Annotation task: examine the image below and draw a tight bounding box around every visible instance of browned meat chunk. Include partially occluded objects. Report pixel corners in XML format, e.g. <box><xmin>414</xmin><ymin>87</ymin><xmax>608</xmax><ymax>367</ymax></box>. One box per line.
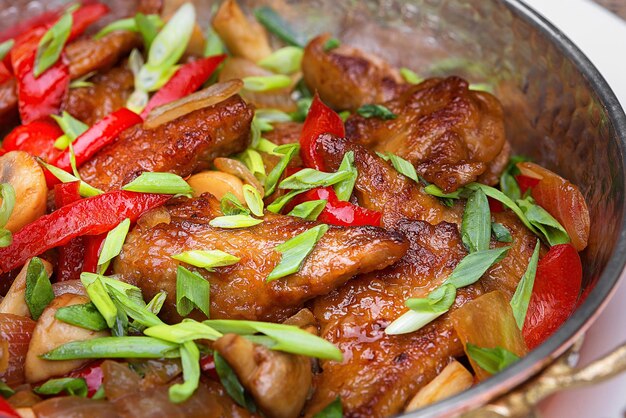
<box><xmin>79</xmin><ymin>95</ymin><xmax>254</xmax><ymax>191</ymax></box>
<box><xmin>301</xmin><ymin>35</ymin><xmax>404</xmax><ymax>111</ymax></box>
<box><xmin>345</xmin><ymin>76</ymin><xmax>507</xmax><ymax>192</ymax></box>
<box><xmin>305</xmin><ymin>220</ymin><xmax>480</xmax><ymax>417</ymax></box>
<box><xmin>65</xmin><ymin>31</ymin><xmax>140</xmax><ymax>80</ymax></box>
<box><xmin>63</xmin><ymin>65</ymin><xmax>134</xmax><ymax>126</ymax></box>
<box><xmin>263</xmin><ymin>122</ymin><xmax>302</xmax><ymax>146</ymax></box>
<box><xmin>0</xmin><ymin>80</ymin><xmax>17</xmax><ymax>128</ymax></box>
<box><xmin>113</xmin><ymin>194</ymin><xmax>408</xmax><ymax>322</ymax></box>
<box><xmin>314</xmin><ymin>133</ymin><xmax>462</xmax><ymax>227</ymax></box>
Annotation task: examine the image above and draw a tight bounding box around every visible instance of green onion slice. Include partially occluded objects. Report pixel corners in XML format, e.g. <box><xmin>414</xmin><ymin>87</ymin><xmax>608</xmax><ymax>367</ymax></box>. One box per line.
<box><xmin>334</xmin><ymin>151</ymin><xmax>357</xmax><ymax>201</ymax></box>
<box><xmin>84</xmin><ymin>276</ymin><xmax>117</xmax><ymax>328</ymax></box>
<box><xmin>55</xmin><ymin>303</ymin><xmax>108</xmax><ymax>331</ymax></box>
<box><xmin>384</xmin><ymin>153</ymin><xmax>418</xmax><ymax>182</ymax></box>
<box><xmin>169</xmin><ymin>341</ymin><xmax>201</xmax><ymax>403</ymax></box>
<box><xmin>209</xmin><ymin>215</ymin><xmax>263</xmax><ymax>229</ymax></box>
<box><xmin>25</xmin><ymin>257</ymin><xmax>54</xmax><ymax>320</ymax></box>
<box><xmin>94</xmin><ymin>14</ymin><xmax>163</xmax><ymax>40</ymax></box>
<box><xmin>172</xmin><ymin>250</ymin><xmax>240</xmax><ymax>271</ymax></box>
<box><xmin>323</xmin><ymin>38</ymin><xmax>340</xmax><ymax>52</ymax></box>
<box><xmin>38</xmin><ymin>159</ymin><xmax>103</xmax><ymax>197</ymax></box>
<box><xmin>144</xmin><ymin>320</ymin><xmax>222</xmax><ymax>343</ymax></box>
<box><xmin>214</xmin><ymin>351</ymin><xmax>257</xmax><ymax>412</ymax></box>
<box><xmin>220</xmin><ymin>193</ymin><xmax>250</xmax><ymax>216</ymax></box>
<box><xmin>491</xmin><ymin>222</ymin><xmax>513</xmax><ymax>243</ymax></box>
<box><xmin>279</xmin><ymin>168</ymin><xmax>352</xmax><ymax>191</ymax></box>
<box><xmin>0</xmin><ymin>229</ymin><xmax>11</xmax><ymax>248</ymax></box>
<box><xmin>147</xmin><ymin>3</ymin><xmax>195</xmax><ymax>70</ymax></box>
<box><xmin>80</xmin><ymin>272</ymin><xmax>144</xmax><ymax>305</ymax></box>
<box><xmin>313</xmin><ymin>397</ymin><xmax>343</xmax><ymax>418</ymax></box>
<box><xmin>461</xmin><ymin>188</ymin><xmax>491</xmax><ymax>253</ymax></box>
<box><xmin>122</xmin><ymin>172</ymin><xmax>193</xmax><ymax>196</ymax></box>
<box><xmin>258</xmin><ymin>46</ymin><xmax>303</xmax><ymax>75</ymax></box>
<box><xmin>238</xmin><ymin>149</ymin><xmax>266</xmax><ymax>183</ymax></box>
<box><xmin>265</xmin><ymin>143</ymin><xmax>300</xmax><ymax>196</ymax></box>
<box><xmin>266</xmin><ymin>189</ymin><xmax>306</xmax><ymax>214</ymax></box>
<box><xmin>34</xmin><ymin>11</ymin><xmax>72</xmax><ymax>77</ymax></box>
<box><xmin>107</xmin><ymin>287</ymin><xmax>162</xmax><ymax>329</ymax></box>
<box><xmin>135</xmin><ymin>13</ymin><xmax>160</xmax><ymax>49</ymax></box>
<box><xmin>516</xmin><ymin>198</ymin><xmax>570</xmax><ymax>246</ymax></box>
<box><xmin>35</xmin><ymin>377</ymin><xmax>88</xmax><ymax>397</ymax></box>
<box><xmin>267</xmin><ymin>224</ymin><xmax>329</xmax><ymax>282</ymax></box>
<box><xmin>510</xmin><ymin>240</ymin><xmax>541</xmax><ymax>329</ymax></box>
<box><xmin>243</xmin><ymin>185</ymin><xmax>264</xmax><ymax>216</ymax></box>
<box><xmin>41</xmin><ymin>337</ymin><xmax>181</xmax><ymax>360</ymax></box>
<box><xmin>0</xmin><ymin>39</ymin><xmax>14</xmax><ymax>61</ymax></box>
<box><xmin>287</xmin><ymin>200</ymin><xmax>327</xmax><ymax>221</ymax></box>
<box><xmin>51</xmin><ymin>111</ymin><xmax>88</xmax><ymax>146</ymax></box>
<box><xmin>97</xmin><ymin>218</ymin><xmax>131</xmax><ymax>271</ymax></box>
<box><xmin>0</xmin><ymin>381</ymin><xmax>15</xmax><ymax>399</ymax></box>
<box><xmin>0</xmin><ymin>183</ymin><xmax>16</xmax><ymax>228</ymax></box>
<box><xmin>356</xmin><ymin>104</ymin><xmax>397</xmax><ymax>120</ymax></box>
<box><xmin>399</xmin><ymin>67</ymin><xmax>423</xmax><ymax>84</ymax></box>
<box><xmin>176</xmin><ymin>266</ymin><xmax>211</xmax><ymax>318</ymax></box>
<box><xmin>254</xmin><ymin>6</ymin><xmax>306</xmax><ymax>47</ymax></box>
<box><xmin>442</xmin><ymin>247</ymin><xmax>510</xmax><ymax>289</ymax></box>
<box><xmin>242</xmin><ymin>75</ymin><xmax>292</xmax><ymax>92</ymax></box>
<box><xmin>466</xmin><ymin>343</ymin><xmax>520</xmax><ymax>375</ymax></box>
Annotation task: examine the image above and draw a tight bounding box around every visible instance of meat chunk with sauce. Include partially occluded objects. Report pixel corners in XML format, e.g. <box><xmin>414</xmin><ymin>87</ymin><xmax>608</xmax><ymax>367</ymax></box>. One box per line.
<box><xmin>302</xmin><ymin>35</ymin><xmax>403</xmax><ymax>112</ymax></box>
<box><xmin>114</xmin><ymin>194</ymin><xmax>408</xmax><ymax>322</ymax></box>
<box><xmin>345</xmin><ymin>76</ymin><xmax>507</xmax><ymax>192</ymax></box>
<box><xmin>79</xmin><ymin>94</ymin><xmax>254</xmax><ymax>191</ymax></box>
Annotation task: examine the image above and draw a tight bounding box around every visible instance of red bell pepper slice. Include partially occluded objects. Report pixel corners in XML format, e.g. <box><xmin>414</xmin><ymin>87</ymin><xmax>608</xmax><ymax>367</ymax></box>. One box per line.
<box><xmin>0</xmin><ymin>190</ymin><xmax>170</xmax><ymax>274</ymax></box>
<box><xmin>0</xmin><ymin>397</ymin><xmax>19</xmax><ymax>418</ymax></box>
<box><xmin>299</xmin><ymin>94</ymin><xmax>345</xmax><ymax>171</ymax></box>
<box><xmin>141</xmin><ymin>54</ymin><xmax>226</xmax><ymax>118</ymax></box>
<box><xmin>82</xmin><ymin>234</ymin><xmax>107</xmax><ymax>274</ymax></box>
<box><xmin>200</xmin><ymin>354</ymin><xmax>219</xmax><ymax>381</ymax></box>
<box><xmin>10</xmin><ymin>27</ymin><xmax>70</xmax><ymax>125</ymax></box>
<box><xmin>53</xmin><ymin>108</ymin><xmax>142</xmax><ymax>171</ymax></box>
<box><xmin>54</xmin><ymin>182</ymin><xmax>86</xmax><ymax>282</ymax></box>
<box><xmin>515</xmin><ymin>174</ymin><xmax>540</xmax><ymax>195</ymax></box>
<box><xmin>487</xmin><ymin>197</ymin><xmax>504</xmax><ymax>213</ymax></box>
<box><xmin>522</xmin><ymin>243</ymin><xmax>582</xmax><ymax>349</ymax></box>
<box><xmin>69</xmin><ymin>360</ymin><xmax>105</xmax><ymax>398</ymax></box>
<box><xmin>2</xmin><ymin>119</ymin><xmax>64</xmax><ymax>162</ymax></box>
<box><xmin>286</xmin><ymin>187</ymin><xmax>382</xmax><ymax>227</ymax></box>
<box><xmin>0</xmin><ymin>62</ymin><xmax>11</xmax><ymax>85</ymax></box>
<box><xmin>67</xmin><ymin>3</ymin><xmax>110</xmax><ymax>42</ymax></box>
<box><xmin>0</xmin><ymin>9</ymin><xmax>61</xmax><ymax>43</ymax></box>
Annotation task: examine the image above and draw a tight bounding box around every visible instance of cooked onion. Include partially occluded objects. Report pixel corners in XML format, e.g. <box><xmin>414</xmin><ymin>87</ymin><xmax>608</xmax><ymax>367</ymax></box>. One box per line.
<box><xmin>144</xmin><ymin>80</ymin><xmax>243</xmax><ymax>130</ymax></box>
<box><xmin>213</xmin><ymin>157</ymin><xmax>264</xmax><ymax>196</ymax></box>
<box><xmin>52</xmin><ymin>280</ymin><xmax>86</xmax><ymax>297</ymax></box>
<box><xmin>137</xmin><ymin>207</ymin><xmax>172</xmax><ymax>230</ymax></box>
<box><xmin>0</xmin><ymin>313</ymin><xmax>36</xmax><ymax>386</ymax></box>
<box><xmin>405</xmin><ymin>360</ymin><xmax>473</xmax><ymax>411</ymax></box>
<box><xmin>32</xmin><ymin>397</ymin><xmax>117</xmax><ymax>418</ymax></box>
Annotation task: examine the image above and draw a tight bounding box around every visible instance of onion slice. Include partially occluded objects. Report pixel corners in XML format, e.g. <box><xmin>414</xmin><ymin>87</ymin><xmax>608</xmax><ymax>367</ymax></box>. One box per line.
<box><xmin>144</xmin><ymin>79</ymin><xmax>243</xmax><ymax>130</ymax></box>
<box><xmin>0</xmin><ymin>313</ymin><xmax>36</xmax><ymax>386</ymax></box>
<box><xmin>213</xmin><ymin>157</ymin><xmax>264</xmax><ymax>197</ymax></box>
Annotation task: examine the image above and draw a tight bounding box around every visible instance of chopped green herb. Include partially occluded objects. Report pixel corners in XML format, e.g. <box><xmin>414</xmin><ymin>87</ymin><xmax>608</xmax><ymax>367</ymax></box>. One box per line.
<box><xmin>266</xmin><ymin>189</ymin><xmax>306</xmax><ymax>214</ymax></box>
<box><xmin>94</xmin><ymin>14</ymin><xmax>163</xmax><ymax>40</ymax></box>
<box><xmin>290</xmin><ymin>97</ymin><xmax>313</xmax><ymax>122</ymax></box>
<box><xmin>466</xmin><ymin>343</ymin><xmax>520</xmax><ymax>375</ymax></box>
<box><xmin>35</xmin><ymin>377</ymin><xmax>88</xmax><ymax>397</ymax></box>
<box><xmin>491</xmin><ymin>222</ymin><xmax>513</xmax><ymax>243</ymax></box>
<box><xmin>144</xmin><ymin>320</ymin><xmax>222</xmax><ymax>343</ymax></box>
<box><xmin>84</xmin><ymin>275</ymin><xmax>118</xmax><ymax>328</ymax></box>
<box><xmin>34</xmin><ymin>11</ymin><xmax>72</xmax><ymax>77</ymax></box>
<box><xmin>254</xmin><ymin>6</ymin><xmax>306</xmax><ymax>47</ymax></box>
<box><xmin>338</xmin><ymin>110</ymin><xmax>350</xmax><ymax>122</ymax></box>
<box><xmin>499</xmin><ymin>156</ymin><xmax>529</xmax><ymax>201</ymax></box>
<box><xmin>55</xmin><ymin>302</ymin><xmax>108</xmax><ymax>331</ymax></box>
<box><xmin>122</xmin><ymin>172</ymin><xmax>193</xmax><ymax>196</ymax></box>
<box><xmin>135</xmin><ymin>13</ymin><xmax>160</xmax><ymax>49</ymax></box>
<box><xmin>97</xmin><ymin>218</ymin><xmax>131</xmax><ymax>272</ymax></box>
<box><xmin>242</xmin><ymin>75</ymin><xmax>292</xmax><ymax>92</ymax></box>
<box><xmin>176</xmin><ymin>266</ymin><xmax>211</xmax><ymax>318</ymax></box>
<box><xmin>399</xmin><ymin>67</ymin><xmax>423</xmax><ymax>84</ymax></box>
<box><xmin>461</xmin><ymin>188</ymin><xmax>491</xmax><ymax>253</ymax></box>
<box><xmin>356</xmin><ymin>104</ymin><xmax>397</xmax><ymax>120</ymax></box>
<box><xmin>258</xmin><ymin>46</ymin><xmax>303</xmax><ymax>75</ymax></box>
<box><xmin>51</xmin><ymin>111</ymin><xmax>88</xmax><ymax>150</ymax></box>
<box><xmin>288</xmin><ymin>200</ymin><xmax>327</xmax><ymax>220</ymax></box>
<box><xmin>334</xmin><ymin>151</ymin><xmax>357</xmax><ymax>201</ymax></box>
<box><xmin>243</xmin><ymin>185</ymin><xmax>264</xmax><ymax>216</ymax></box>
<box><xmin>423</xmin><ymin>184</ymin><xmax>462</xmax><ymax>200</ymax></box>
<box><xmin>0</xmin><ymin>381</ymin><xmax>15</xmax><ymax>399</ymax></box>
<box><xmin>517</xmin><ymin>198</ymin><xmax>570</xmax><ymax>246</ymax></box>
<box><xmin>0</xmin><ymin>39</ymin><xmax>14</xmax><ymax>61</ymax></box>
<box><xmin>510</xmin><ymin>240</ymin><xmax>541</xmax><ymax>329</ymax></box>
<box><xmin>385</xmin><ymin>153</ymin><xmax>418</xmax><ymax>182</ymax></box>
<box><xmin>209</xmin><ymin>215</ymin><xmax>263</xmax><ymax>229</ymax></box>
<box><xmin>204</xmin><ymin>15</ymin><xmax>224</xmax><ymax>57</ymax></box>
<box><xmin>25</xmin><ymin>257</ymin><xmax>54</xmax><ymax>320</ymax></box>
<box><xmin>220</xmin><ymin>193</ymin><xmax>250</xmax><ymax>216</ymax></box>
<box><xmin>255</xmin><ymin>109</ymin><xmax>292</xmax><ymax>127</ymax></box>
<box><xmin>107</xmin><ymin>286</ymin><xmax>162</xmax><ymax>329</ymax></box>
<box><xmin>265</xmin><ymin>143</ymin><xmax>300</xmax><ymax>195</ymax></box>
<box><xmin>0</xmin><ymin>183</ymin><xmax>16</xmax><ymax>229</ymax></box>
<box><xmin>146</xmin><ymin>291</ymin><xmax>167</xmax><ymax>315</ymax></box>
<box><xmin>41</xmin><ymin>336</ymin><xmax>181</xmax><ymax>360</ymax></box>
<box><xmin>313</xmin><ymin>397</ymin><xmax>343</xmax><ymax>418</ymax></box>
<box><xmin>238</xmin><ymin>149</ymin><xmax>266</xmax><ymax>182</ymax></box>
<box><xmin>267</xmin><ymin>224</ymin><xmax>329</xmax><ymax>282</ymax></box>
<box><xmin>80</xmin><ymin>272</ymin><xmax>144</xmax><ymax>306</ymax></box>
<box><xmin>323</xmin><ymin>38</ymin><xmax>340</xmax><ymax>52</ymax></box>
<box><xmin>38</xmin><ymin>159</ymin><xmax>103</xmax><ymax>197</ymax></box>
<box><xmin>172</xmin><ymin>250</ymin><xmax>240</xmax><ymax>271</ymax></box>
<box><xmin>443</xmin><ymin>247</ymin><xmax>510</xmax><ymax>289</ymax></box>
<box><xmin>214</xmin><ymin>351</ymin><xmax>257</xmax><ymax>412</ymax></box>
<box><xmin>169</xmin><ymin>341</ymin><xmax>200</xmax><ymax>403</ymax></box>
<box><xmin>279</xmin><ymin>168</ymin><xmax>352</xmax><ymax>191</ymax></box>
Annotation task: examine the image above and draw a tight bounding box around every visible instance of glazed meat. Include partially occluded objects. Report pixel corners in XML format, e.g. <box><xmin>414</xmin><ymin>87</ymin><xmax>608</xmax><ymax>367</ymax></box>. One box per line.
<box><xmin>63</xmin><ymin>65</ymin><xmax>134</xmax><ymax>126</ymax></box>
<box><xmin>314</xmin><ymin>133</ymin><xmax>462</xmax><ymax>227</ymax></box>
<box><xmin>79</xmin><ymin>95</ymin><xmax>254</xmax><ymax>191</ymax></box>
<box><xmin>0</xmin><ymin>80</ymin><xmax>17</xmax><ymax>128</ymax></box>
<box><xmin>345</xmin><ymin>76</ymin><xmax>507</xmax><ymax>192</ymax></box>
<box><xmin>305</xmin><ymin>220</ymin><xmax>480</xmax><ymax>417</ymax></box>
<box><xmin>114</xmin><ymin>194</ymin><xmax>408</xmax><ymax>322</ymax></box>
<box><xmin>263</xmin><ymin>122</ymin><xmax>303</xmax><ymax>146</ymax></box>
<box><xmin>302</xmin><ymin>35</ymin><xmax>403</xmax><ymax>111</ymax></box>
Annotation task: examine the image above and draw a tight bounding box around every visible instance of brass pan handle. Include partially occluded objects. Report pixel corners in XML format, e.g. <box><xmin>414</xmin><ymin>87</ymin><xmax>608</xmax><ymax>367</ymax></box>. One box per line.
<box><xmin>463</xmin><ymin>338</ymin><xmax>626</xmax><ymax>418</ymax></box>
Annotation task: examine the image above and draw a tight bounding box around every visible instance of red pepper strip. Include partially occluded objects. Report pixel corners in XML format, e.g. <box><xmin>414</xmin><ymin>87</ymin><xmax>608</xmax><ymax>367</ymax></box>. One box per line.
<box><xmin>286</xmin><ymin>187</ymin><xmax>382</xmax><ymax>227</ymax></box>
<box><xmin>0</xmin><ymin>9</ymin><xmax>61</xmax><ymax>43</ymax></box>
<box><xmin>82</xmin><ymin>234</ymin><xmax>107</xmax><ymax>274</ymax></box>
<box><xmin>0</xmin><ymin>149</ymin><xmax>6</xmax><ymax>157</ymax></box>
<box><xmin>0</xmin><ymin>397</ymin><xmax>19</xmax><ymax>418</ymax></box>
<box><xmin>515</xmin><ymin>174</ymin><xmax>540</xmax><ymax>195</ymax></box>
<box><xmin>522</xmin><ymin>243</ymin><xmax>582</xmax><ymax>350</ymax></box>
<box><xmin>299</xmin><ymin>94</ymin><xmax>345</xmax><ymax>171</ymax></box>
<box><xmin>0</xmin><ymin>191</ymin><xmax>170</xmax><ymax>274</ymax></box>
<box><xmin>200</xmin><ymin>354</ymin><xmax>219</xmax><ymax>381</ymax></box>
<box><xmin>54</xmin><ymin>182</ymin><xmax>86</xmax><ymax>282</ymax></box>
<box><xmin>0</xmin><ymin>62</ymin><xmax>11</xmax><ymax>85</ymax></box>
<box><xmin>69</xmin><ymin>360</ymin><xmax>105</xmax><ymax>398</ymax></box>
<box><xmin>140</xmin><ymin>54</ymin><xmax>226</xmax><ymax>119</ymax></box>
<box><xmin>10</xmin><ymin>27</ymin><xmax>70</xmax><ymax>125</ymax></box>
<box><xmin>3</xmin><ymin>119</ymin><xmax>63</xmax><ymax>162</ymax></box>
<box><xmin>53</xmin><ymin>108</ymin><xmax>143</xmax><ymax>171</ymax></box>
<box><xmin>487</xmin><ymin>196</ymin><xmax>504</xmax><ymax>213</ymax></box>
<box><xmin>67</xmin><ymin>3</ymin><xmax>110</xmax><ymax>42</ymax></box>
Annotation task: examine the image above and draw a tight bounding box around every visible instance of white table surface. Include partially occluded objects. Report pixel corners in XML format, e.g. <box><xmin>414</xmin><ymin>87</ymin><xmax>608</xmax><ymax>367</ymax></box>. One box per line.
<box><xmin>521</xmin><ymin>0</ymin><xmax>626</xmax><ymax>417</ymax></box>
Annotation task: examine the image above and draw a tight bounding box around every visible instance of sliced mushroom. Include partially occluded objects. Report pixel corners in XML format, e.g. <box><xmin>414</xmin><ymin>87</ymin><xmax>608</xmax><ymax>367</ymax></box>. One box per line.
<box><xmin>187</xmin><ymin>171</ymin><xmax>245</xmax><ymax>201</ymax></box>
<box><xmin>214</xmin><ymin>334</ymin><xmax>312</xmax><ymax>418</ymax></box>
<box><xmin>25</xmin><ymin>294</ymin><xmax>109</xmax><ymax>383</ymax></box>
<box><xmin>0</xmin><ymin>259</ymin><xmax>53</xmax><ymax>318</ymax></box>
<box><xmin>405</xmin><ymin>360</ymin><xmax>474</xmax><ymax>412</ymax></box>
<box><xmin>0</xmin><ymin>151</ymin><xmax>47</xmax><ymax>233</ymax></box>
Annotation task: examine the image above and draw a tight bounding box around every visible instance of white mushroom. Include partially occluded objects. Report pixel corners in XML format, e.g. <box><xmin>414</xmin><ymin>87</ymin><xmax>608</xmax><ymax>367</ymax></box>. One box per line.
<box><xmin>0</xmin><ymin>151</ymin><xmax>47</xmax><ymax>233</ymax></box>
<box><xmin>0</xmin><ymin>259</ymin><xmax>53</xmax><ymax>318</ymax></box>
<box><xmin>25</xmin><ymin>293</ymin><xmax>109</xmax><ymax>383</ymax></box>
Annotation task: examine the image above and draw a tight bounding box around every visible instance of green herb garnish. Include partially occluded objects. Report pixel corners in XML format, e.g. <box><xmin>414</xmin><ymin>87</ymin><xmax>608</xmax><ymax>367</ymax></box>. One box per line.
<box><xmin>25</xmin><ymin>257</ymin><xmax>54</xmax><ymax>320</ymax></box>
<box><xmin>267</xmin><ymin>224</ymin><xmax>328</xmax><ymax>282</ymax></box>
<box><xmin>356</xmin><ymin>104</ymin><xmax>397</xmax><ymax>120</ymax></box>
<box><xmin>466</xmin><ymin>343</ymin><xmax>520</xmax><ymax>374</ymax></box>
<box><xmin>176</xmin><ymin>266</ymin><xmax>211</xmax><ymax>318</ymax></box>
<box><xmin>510</xmin><ymin>240</ymin><xmax>541</xmax><ymax>329</ymax></box>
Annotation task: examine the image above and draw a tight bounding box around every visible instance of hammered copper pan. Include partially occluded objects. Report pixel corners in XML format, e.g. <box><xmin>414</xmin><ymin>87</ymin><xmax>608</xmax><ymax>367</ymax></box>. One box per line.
<box><xmin>1</xmin><ymin>0</ymin><xmax>625</xmax><ymax>416</ymax></box>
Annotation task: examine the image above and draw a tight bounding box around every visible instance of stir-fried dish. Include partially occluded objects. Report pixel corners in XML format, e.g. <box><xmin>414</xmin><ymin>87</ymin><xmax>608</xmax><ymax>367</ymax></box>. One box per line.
<box><xmin>0</xmin><ymin>1</ymin><xmax>592</xmax><ymax>417</ymax></box>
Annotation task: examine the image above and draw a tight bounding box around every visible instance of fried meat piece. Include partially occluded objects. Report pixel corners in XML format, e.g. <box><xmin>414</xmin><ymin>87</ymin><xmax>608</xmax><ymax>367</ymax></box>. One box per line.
<box><xmin>79</xmin><ymin>95</ymin><xmax>254</xmax><ymax>191</ymax></box>
<box><xmin>113</xmin><ymin>194</ymin><xmax>408</xmax><ymax>322</ymax></box>
<box><xmin>301</xmin><ymin>34</ymin><xmax>404</xmax><ymax>112</ymax></box>
<box><xmin>345</xmin><ymin>76</ymin><xmax>507</xmax><ymax>192</ymax></box>
<box><xmin>63</xmin><ymin>65</ymin><xmax>134</xmax><ymax>126</ymax></box>
<box><xmin>305</xmin><ymin>220</ymin><xmax>480</xmax><ymax>417</ymax></box>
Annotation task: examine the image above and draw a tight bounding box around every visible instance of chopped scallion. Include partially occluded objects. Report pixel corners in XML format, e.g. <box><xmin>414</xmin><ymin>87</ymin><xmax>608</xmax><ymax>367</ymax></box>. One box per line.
<box><xmin>169</xmin><ymin>341</ymin><xmax>200</xmax><ymax>403</ymax></box>
<box><xmin>242</xmin><ymin>75</ymin><xmax>292</xmax><ymax>92</ymax></box>
<box><xmin>287</xmin><ymin>200</ymin><xmax>327</xmax><ymax>220</ymax></box>
<box><xmin>399</xmin><ymin>67</ymin><xmax>423</xmax><ymax>84</ymax></box>
<box><xmin>356</xmin><ymin>104</ymin><xmax>397</xmax><ymax>120</ymax></box>
<box><xmin>266</xmin><ymin>189</ymin><xmax>306</xmax><ymax>214</ymax></box>
<box><xmin>97</xmin><ymin>218</ymin><xmax>131</xmax><ymax>272</ymax></box>
<box><xmin>258</xmin><ymin>46</ymin><xmax>303</xmax><ymax>75</ymax></box>
<box><xmin>94</xmin><ymin>14</ymin><xmax>163</xmax><ymax>40</ymax></box>
<box><xmin>51</xmin><ymin>111</ymin><xmax>88</xmax><ymax>146</ymax></box>
<box><xmin>24</xmin><ymin>257</ymin><xmax>54</xmax><ymax>320</ymax></box>
<box><xmin>323</xmin><ymin>37</ymin><xmax>341</xmax><ymax>52</ymax></box>
<box><xmin>491</xmin><ymin>222</ymin><xmax>513</xmax><ymax>243</ymax></box>
<box><xmin>38</xmin><ymin>159</ymin><xmax>103</xmax><ymax>197</ymax></box>
<box><xmin>510</xmin><ymin>240</ymin><xmax>541</xmax><ymax>329</ymax></box>
<box><xmin>267</xmin><ymin>224</ymin><xmax>329</xmax><ymax>282</ymax></box>
<box><xmin>243</xmin><ymin>185</ymin><xmax>264</xmax><ymax>216</ymax></box>
<box><xmin>442</xmin><ymin>247</ymin><xmax>510</xmax><ymax>289</ymax></box>
<box><xmin>172</xmin><ymin>250</ymin><xmax>240</xmax><ymax>271</ymax></box>
<box><xmin>220</xmin><ymin>193</ymin><xmax>250</xmax><ymax>216</ymax></box>
<box><xmin>466</xmin><ymin>343</ymin><xmax>520</xmax><ymax>375</ymax></box>
<box><xmin>254</xmin><ymin>6</ymin><xmax>306</xmax><ymax>47</ymax></box>
<box><xmin>176</xmin><ymin>266</ymin><xmax>211</xmax><ymax>318</ymax></box>
<box><xmin>122</xmin><ymin>172</ymin><xmax>193</xmax><ymax>196</ymax></box>
<box><xmin>461</xmin><ymin>188</ymin><xmax>491</xmax><ymax>253</ymax></box>
<box><xmin>0</xmin><ymin>183</ymin><xmax>16</xmax><ymax>228</ymax></box>
<box><xmin>84</xmin><ymin>276</ymin><xmax>118</xmax><ymax>328</ymax></box>
<box><xmin>144</xmin><ymin>320</ymin><xmax>222</xmax><ymax>343</ymax></box>
<box><xmin>41</xmin><ymin>337</ymin><xmax>181</xmax><ymax>360</ymax></box>
<box><xmin>0</xmin><ymin>39</ymin><xmax>14</xmax><ymax>61</ymax></box>
<box><xmin>279</xmin><ymin>168</ymin><xmax>352</xmax><ymax>190</ymax></box>
<box><xmin>135</xmin><ymin>12</ymin><xmax>160</xmax><ymax>49</ymax></box>
<box><xmin>214</xmin><ymin>351</ymin><xmax>257</xmax><ymax>412</ymax></box>
<box><xmin>334</xmin><ymin>151</ymin><xmax>357</xmax><ymax>201</ymax></box>
<box><xmin>209</xmin><ymin>215</ymin><xmax>263</xmax><ymax>229</ymax></box>
<box><xmin>264</xmin><ymin>143</ymin><xmax>300</xmax><ymax>195</ymax></box>
<box><xmin>313</xmin><ymin>397</ymin><xmax>343</xmax><ymax>418</ymax></box>
<box><xmin>35</xmin><ymin>377</ymin><xmax>88</xmax><ymax>397</ymax></box>
<box><xmin>55</xmin><ymin>302</ymin><xmax>108</xmax><ymax>331</ymax></box>
<box><xmin>34</xmin><ymin>11</ymin><xmax>72</xmax><ymax>77</ymax></box>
